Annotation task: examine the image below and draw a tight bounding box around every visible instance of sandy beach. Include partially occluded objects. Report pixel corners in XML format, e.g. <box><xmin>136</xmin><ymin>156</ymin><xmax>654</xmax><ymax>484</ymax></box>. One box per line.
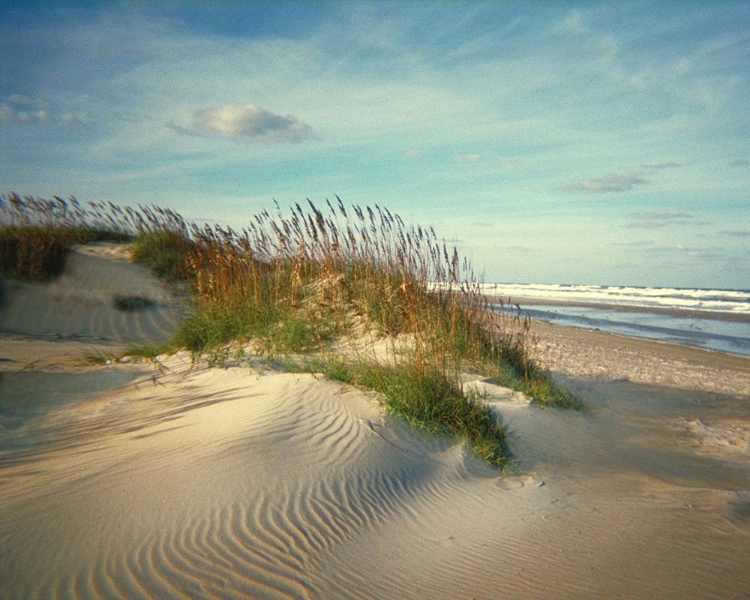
<box><xmin>2</xmin><ymin>245</ymin><xmax>750</xmax><ymax>599</ymax></box>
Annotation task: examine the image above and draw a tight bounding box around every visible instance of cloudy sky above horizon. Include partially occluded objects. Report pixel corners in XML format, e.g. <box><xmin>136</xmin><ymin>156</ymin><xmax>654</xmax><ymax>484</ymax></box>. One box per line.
<box><xmin>1</xmin><ymin>1</ymin><xmax>749</xmax><ymax>288</ymax></box>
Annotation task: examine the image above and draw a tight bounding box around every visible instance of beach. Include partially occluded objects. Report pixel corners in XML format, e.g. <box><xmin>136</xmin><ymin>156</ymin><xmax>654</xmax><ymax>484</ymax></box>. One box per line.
<box><xmin>2</xmin><ymin>245</ymin><xmax>750</xmax><ymax>599</ymax></box>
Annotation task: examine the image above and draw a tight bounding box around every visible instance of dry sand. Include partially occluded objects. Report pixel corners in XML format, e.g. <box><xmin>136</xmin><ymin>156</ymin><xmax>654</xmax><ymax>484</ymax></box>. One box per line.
<box><xmin>1</xmin><ymin>246</ymin><xmax>749</xmax><ymax>599</ymax></box>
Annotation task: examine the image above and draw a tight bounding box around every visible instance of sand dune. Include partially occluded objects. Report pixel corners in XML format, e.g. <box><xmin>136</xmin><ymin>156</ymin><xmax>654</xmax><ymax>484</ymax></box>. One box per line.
<box><xmin>2</xmin><ymin>246</ymin><xmax>750</xmax><ymax>598</ymax></box>
<box><xmin>2</xmin><ymin>357</ymin><xmax>749</xmax><ymax>599</ymax></box>
<box><xmin>0</xmin><ymin>243</ymin><xmax>185</xmax><ymax>344</ymax></box>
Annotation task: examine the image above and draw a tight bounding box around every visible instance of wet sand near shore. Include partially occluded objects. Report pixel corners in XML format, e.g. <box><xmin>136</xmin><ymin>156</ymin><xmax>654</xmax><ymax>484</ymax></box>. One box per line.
<box><xmin>1</xmin><ymin>248</ymin><xmax>749</xmax><ymax>599</ymax></box>
<box><xmin>530</xmin><ymin>320</ymin><xmax>750</xmax><ymax>397</ymax></box>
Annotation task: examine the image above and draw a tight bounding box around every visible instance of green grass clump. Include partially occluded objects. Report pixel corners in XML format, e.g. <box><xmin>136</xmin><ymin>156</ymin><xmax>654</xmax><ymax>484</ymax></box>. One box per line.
<box><xmin>322</xmin><ymin>359</ymin><xmax>509</xmax><ymax>465</ymax></box>
<box><xmin>121</xmin><ymin>343</ymin><xmax>170</xmax><ymax>361</ymax></box>
<box><xmin>129</xmin><ymin>230</ymin><xmax>194</xmax><ymax>282</ymax></box>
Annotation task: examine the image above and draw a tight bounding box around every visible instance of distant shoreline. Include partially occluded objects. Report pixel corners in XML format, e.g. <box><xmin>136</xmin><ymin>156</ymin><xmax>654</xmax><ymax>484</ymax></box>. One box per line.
<box><xmin>486</xmin><ymin>294</ymin><xmax>750</xmax><ymax>324</ymax></box>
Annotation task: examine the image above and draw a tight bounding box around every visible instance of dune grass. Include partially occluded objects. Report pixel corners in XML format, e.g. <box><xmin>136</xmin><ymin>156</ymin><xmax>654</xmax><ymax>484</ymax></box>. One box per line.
<box><xmin>0</xmin><ymin>194</ymin><xmax>131</xmax><ymax>280</ymax></box>
<box><xmin>318</xmin><ymin>357</ymin><xmax>509</xmax><ymax>463</ymax></box>
<box><xmin>1</xmin><ymin>192</ymin><xmax>582</xmax><ymax>465</ymax></box>
<box><xmin>129</xmin><ymin>229</ymin><xmax>195</xmax><ymax>282</ymax></box>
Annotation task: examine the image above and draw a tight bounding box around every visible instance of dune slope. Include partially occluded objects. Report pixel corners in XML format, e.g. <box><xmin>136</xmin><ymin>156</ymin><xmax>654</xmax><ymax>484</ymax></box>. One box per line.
<box><xmin>1</xmin><ymin>354</ymin><xmax>749</xmax><ymax>599</ymax></box>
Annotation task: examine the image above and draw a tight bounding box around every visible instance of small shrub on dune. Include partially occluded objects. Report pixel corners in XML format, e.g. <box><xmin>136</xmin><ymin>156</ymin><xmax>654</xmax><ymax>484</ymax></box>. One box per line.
<box><xmin>113</xmin><ymin>295</ymin><xmax>155</xmax><ymax>311</ymax></box>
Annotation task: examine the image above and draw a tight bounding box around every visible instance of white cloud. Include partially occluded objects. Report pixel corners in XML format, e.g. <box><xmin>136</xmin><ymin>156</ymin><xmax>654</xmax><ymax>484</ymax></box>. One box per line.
<box><xmin>633</xmin><ymin>210</ymin><xmax>692</xmax><ymax>221</ymax></box>
<box><xmin>0</xmin><ymin>95</ymin><xmax>48</xmax><ymax>122</ymax></box>
<box><xmin>188</xmin><ymin>104</ymin><xmax>315</xmax><ymax>142</ymax></box>
<box><xmin>556</xmin><ymin>174</ymin><xmax>647</xmax><ymax>193</ymax></box>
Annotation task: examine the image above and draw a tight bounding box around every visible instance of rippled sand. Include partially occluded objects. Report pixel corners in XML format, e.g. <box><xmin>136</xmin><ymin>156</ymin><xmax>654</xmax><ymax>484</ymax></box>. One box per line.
<box><xmin>1</xmin><ymin>247</ymin><xmax>750</xmax><ymax>599</ymax></box>
<box><xmin>2</xmin><ymin>354</ymin><xmax>749</xmax><ymax>599</ymax></box>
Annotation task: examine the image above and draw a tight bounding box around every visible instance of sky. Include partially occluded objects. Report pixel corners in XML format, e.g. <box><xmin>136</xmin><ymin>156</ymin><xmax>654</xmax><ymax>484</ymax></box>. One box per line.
<box><xmin>1</xmin><ymin>1</ymin><xmax>749</xmax><ymax>289</ymax></box>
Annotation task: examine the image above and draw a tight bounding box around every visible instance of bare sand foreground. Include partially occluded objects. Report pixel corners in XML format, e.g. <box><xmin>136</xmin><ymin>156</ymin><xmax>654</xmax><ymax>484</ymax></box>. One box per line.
<box><xmin>1</xmin><ymin>245</ymin><xmax>750</xmax><ymax>599</ymax></box>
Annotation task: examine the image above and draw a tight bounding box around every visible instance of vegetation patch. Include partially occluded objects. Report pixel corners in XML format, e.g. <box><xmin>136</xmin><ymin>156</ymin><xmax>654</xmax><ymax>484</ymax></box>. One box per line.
<box><xmin>321</xmin><ymin>358</ymin><xmax>509</xmax><ymax>465</ymax></box>
<box><xmin>1</xmin><ymin>192</ymin><xmax>582</xmax><ymax>465</ymax></box>
<box><xmin>82</xmin><ymin>350</ymin><xmax>117</xmax><ymax>365</ymax></box>
<box><xmin>121</xmin><ymin>343</ymin><xmax>169</xmax><ymax>362</ymax></box>
<box><xmin>0</xmin><ymin>194</ymin><xmax>132</xmax><ymax>281</ymax></box>
<box><xmin>113</xmin><ymin>295</ymin><xmax>155</xmax><ymax>311</ymax></box>
<box><xmin>129</xmin><ymin>230</ymin><xmax>194</xmax><ymax>282</ymax></box>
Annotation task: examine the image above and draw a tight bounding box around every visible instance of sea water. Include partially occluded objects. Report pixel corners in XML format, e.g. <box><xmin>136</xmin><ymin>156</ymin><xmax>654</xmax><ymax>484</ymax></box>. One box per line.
<box><xmin>481</xmin><ymin>283</ymin><xmax>750</xmax><ymax>357</ymax></box>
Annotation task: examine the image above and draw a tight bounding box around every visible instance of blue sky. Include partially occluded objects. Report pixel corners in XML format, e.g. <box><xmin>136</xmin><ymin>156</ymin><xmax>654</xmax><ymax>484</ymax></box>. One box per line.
<box><xmin>1</xmin><ymin>1</ymin><xmax>749</xmax><ymax>289</ymax></box>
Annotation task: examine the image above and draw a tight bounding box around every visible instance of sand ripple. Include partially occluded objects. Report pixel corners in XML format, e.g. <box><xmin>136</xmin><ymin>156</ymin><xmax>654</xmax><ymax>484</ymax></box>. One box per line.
<box><xmin>2</xmin><ymin>359</ymin><xmax>750</xmax><ymax>598</ymax></box>
<box><xmin>0</xmin><ymin>366</ymin><xmax>462</xmax><ymax>599</ymax></box>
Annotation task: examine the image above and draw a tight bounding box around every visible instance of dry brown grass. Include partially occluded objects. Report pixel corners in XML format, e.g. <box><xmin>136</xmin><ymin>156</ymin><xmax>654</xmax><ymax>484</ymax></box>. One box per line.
<box><xmin>1</xmin><ymin>192</ymin><xmax>580</xmax><ymax>466</ymax></box>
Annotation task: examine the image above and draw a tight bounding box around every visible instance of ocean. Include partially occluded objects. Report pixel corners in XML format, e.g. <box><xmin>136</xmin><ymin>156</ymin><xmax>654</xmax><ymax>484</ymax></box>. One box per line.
<box><xmin>480</xmin><ymin>283</ymin><xmax>750</xmax><ymax>357</ymax></box>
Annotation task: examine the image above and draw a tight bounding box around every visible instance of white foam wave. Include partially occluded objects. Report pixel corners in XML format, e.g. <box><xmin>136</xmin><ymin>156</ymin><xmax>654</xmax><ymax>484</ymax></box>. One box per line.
<box><xmin>474</xmin><ymin>282</ymin><xmax>750</xmax><ymax>314</ymax></box>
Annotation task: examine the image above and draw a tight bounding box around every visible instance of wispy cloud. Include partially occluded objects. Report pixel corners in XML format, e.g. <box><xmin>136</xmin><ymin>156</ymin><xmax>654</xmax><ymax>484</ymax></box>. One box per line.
<box><xmin>650</xmin><ymin>244</ymin><xmax>726</xmax><ymax>261</ymax></box>
<box><xmin>612</xmin><ymin>240</ymin><xmax>654</xmax><ymax>247</ymax></box>
<box><xmin>175</xmin><ymin>104</ymin><xmax>316</xmax><ymax>142</ymax></box>
<box><xmin>556</xmin><ymin>174</ymin><xmax>646</xmax><ymax>193</ymax></box>
<box><xmin>639</xmin><ymin>162</ymin><xmax>683</xmax><ymax>170</ymax></box>
<box><xmin>456</xmin><ymin>153</ymin><xmax>483</xmax><ymax>162</ymax></box>
<box><xmin>0</xmin><ymin>94</ymin><xmax>87</xmax><ymax>125</ymax></box>
<box><xmin>626</xmin><ymin>210</ymin><xmax>694</xmax><ymax>228</ymax></box>
<box><xmin>470</xmin><ymin>221</ymin><xmax>496</xmax><ymax>228</ymax></box>
<box><xmin>455</xmin><ymin>154</ymin><xmax>522</xmax><ymax>164</ymax></box>
<box><xmin>718</xmin><ymin>229</ymin><xmax>750</xmax><ymax>237</ymax></box>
